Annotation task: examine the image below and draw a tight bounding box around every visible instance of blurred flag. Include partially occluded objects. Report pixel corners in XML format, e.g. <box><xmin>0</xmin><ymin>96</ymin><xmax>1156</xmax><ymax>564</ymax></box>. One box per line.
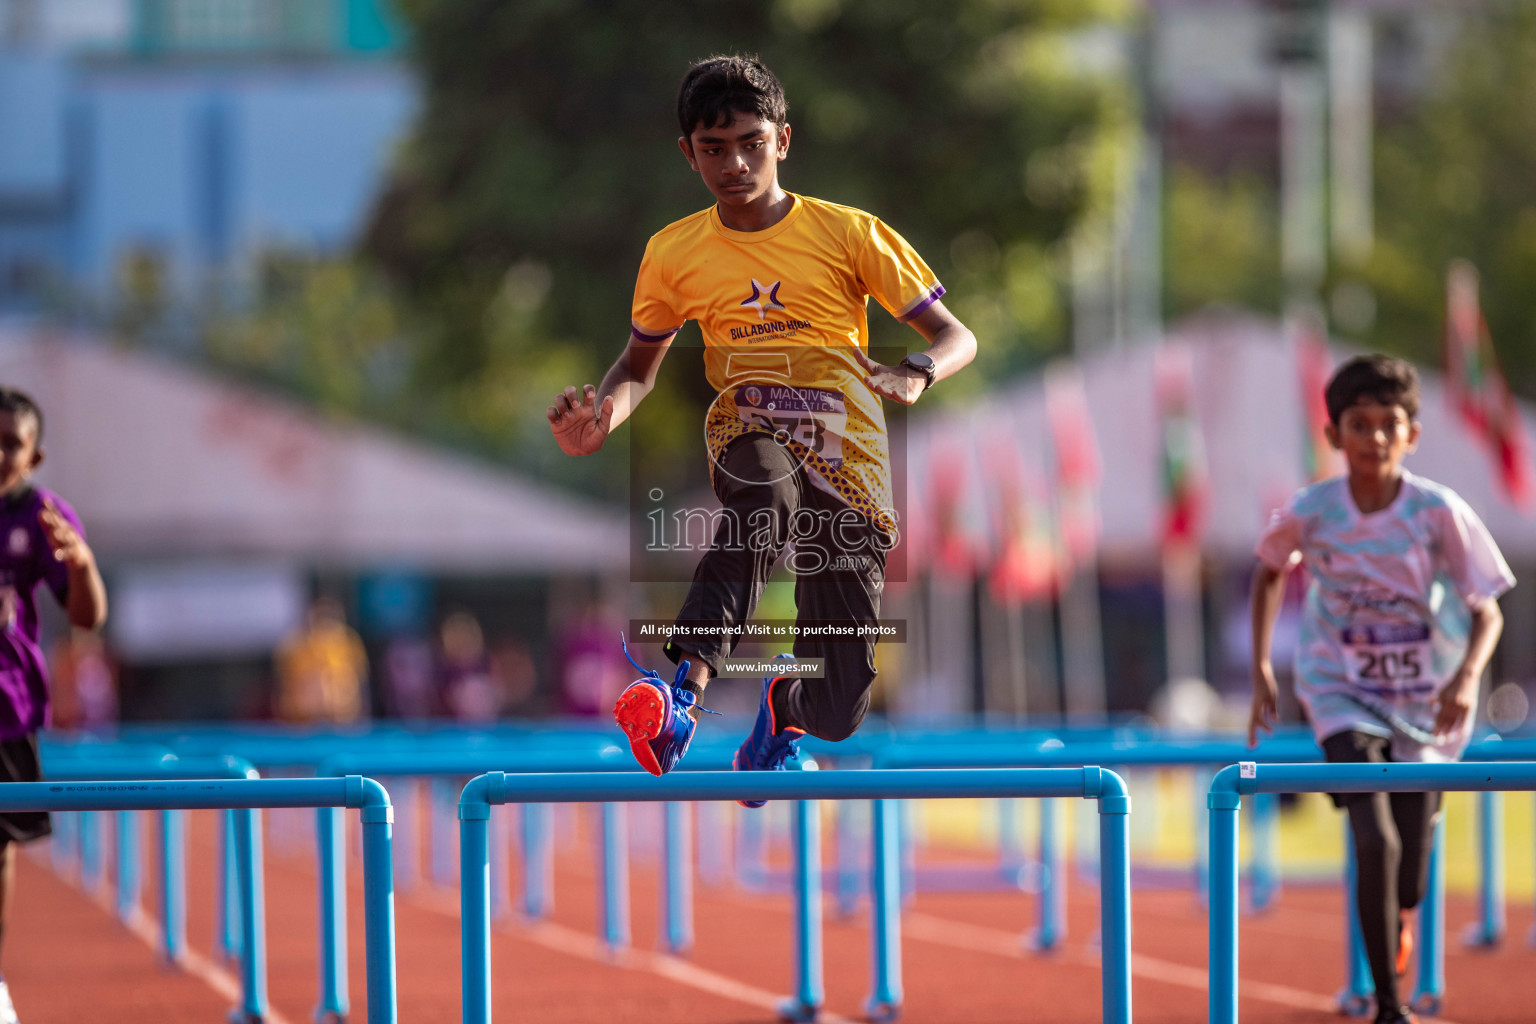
<box><xmin>1045</xmin><ymin>361</ymin><xmax>1101</xmax><ymax>564</ymax></box>
<box><xmin>1445</xmin><ymin>260</ymin><xmax>1535</xmax><ymax>510</ymax></box>
<box><xmin>1156</xmin><ymin>343</ymin><xmax>1208</xmax><ymax>548</ymax></box>
<box><xmin>1292</xmin><ymin>308</ymin><xmax>1340</xmax><ymax>483</ymax></box>
<box><xmin>926</xmin><ymin>425</ymin><xmax>988</xmax><ymax>580</ymax></box>
<box><xmin>983</xmin><ymin>434</ymin><xmax>1060</xmax><ymax>605</ymax></box>
<box><xmin>902</xmin><ymin>429</ymin><xmax>933</xmax><ymax>575</ymax></box>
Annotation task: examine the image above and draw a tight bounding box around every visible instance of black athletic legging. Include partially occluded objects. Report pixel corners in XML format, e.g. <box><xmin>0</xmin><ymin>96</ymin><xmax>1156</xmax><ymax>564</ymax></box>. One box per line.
<box><xmin>662</xmin><ymin>432</ymin><xmax>887</xmax><ymax>742</ymax></box>
<box><xmin>1322</xmin><ymin>730</ymin><xmax>1442</xmax><ymax>1018</ymax></box>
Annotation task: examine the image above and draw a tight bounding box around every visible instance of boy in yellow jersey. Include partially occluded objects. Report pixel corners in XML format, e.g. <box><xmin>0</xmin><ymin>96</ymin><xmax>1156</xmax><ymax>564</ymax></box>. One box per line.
<box><xmin>548</xmin><ymin>55</ymin><xmax>976</xmax><ymax>788</ymax></box>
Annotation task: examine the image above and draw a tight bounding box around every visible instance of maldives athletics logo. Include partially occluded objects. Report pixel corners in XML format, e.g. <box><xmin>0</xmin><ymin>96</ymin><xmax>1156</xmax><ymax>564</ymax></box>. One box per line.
<box><xmin>732</xmin><ymin>279</ymin><xmax>812</xmax><ymax>341</ymax></box>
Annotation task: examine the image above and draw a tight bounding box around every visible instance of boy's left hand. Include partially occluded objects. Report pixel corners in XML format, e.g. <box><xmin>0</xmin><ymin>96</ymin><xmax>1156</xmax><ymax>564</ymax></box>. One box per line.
<box><xmin>39</xmin><ymin>499</ymin><xmax>93</xmax><ymax>570</ymax></box>
<box><xmin>1433</xmin><ymin>669</ymin><xmax>1479</xmax><ymax>740</ymax></box>
<box><xmin>853</xmin><ymin>349</ymin><xmax>925</xmax><ymax>405</ymax></box>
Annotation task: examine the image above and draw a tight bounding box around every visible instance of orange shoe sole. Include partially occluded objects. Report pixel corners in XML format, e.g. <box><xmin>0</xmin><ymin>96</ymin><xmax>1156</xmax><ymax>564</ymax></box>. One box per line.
<box><xmin>614</xmin><ymin>683</ymin><xmax>666</xmax><ymax>777</ymax></box>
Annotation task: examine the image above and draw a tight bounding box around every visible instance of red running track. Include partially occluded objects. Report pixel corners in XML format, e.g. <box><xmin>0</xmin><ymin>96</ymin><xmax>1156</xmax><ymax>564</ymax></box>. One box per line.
<box><xmin>6</xmin><ymin>805</ymin><xmax>1535</xmax><ymax>1024</ymax></box>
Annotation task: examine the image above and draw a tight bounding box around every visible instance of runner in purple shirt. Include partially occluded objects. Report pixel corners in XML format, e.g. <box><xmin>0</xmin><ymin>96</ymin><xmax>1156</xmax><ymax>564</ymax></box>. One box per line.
<box><xmin>0</xmin><ymin>386</ymin><xmax>107</xmax><ymax>1024</ymax></box>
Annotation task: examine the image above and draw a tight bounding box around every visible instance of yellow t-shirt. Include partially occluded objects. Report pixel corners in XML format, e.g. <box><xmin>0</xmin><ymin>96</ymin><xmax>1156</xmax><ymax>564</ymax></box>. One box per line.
<box><xmin>631</xmin><ymin>193</ymin><xmax>944</xmax><ymax>530</ymax></box>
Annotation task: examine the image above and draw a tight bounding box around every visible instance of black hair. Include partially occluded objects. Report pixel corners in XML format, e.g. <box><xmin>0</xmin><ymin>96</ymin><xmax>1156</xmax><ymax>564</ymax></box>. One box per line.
<box><xmin>677</xmin><ymin>54</ymin><xmax>788</xmax><ymax>137</ymax></box>
<box><xmin>1324</xmin><ymin>354</ymin><xmax>1420</xmax><ymax>425</ymax></box>
<box><xmin>0</xmin><ymin>386</ymin><xmax>43</xmax><ymax>444</ymax></box>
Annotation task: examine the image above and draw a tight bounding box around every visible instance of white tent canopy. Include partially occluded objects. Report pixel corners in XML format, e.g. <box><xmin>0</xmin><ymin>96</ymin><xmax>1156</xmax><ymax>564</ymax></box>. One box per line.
<box><xmin>0</xmin><ymin>328</ymin><xmax>626</xmax><ymax>571</ymax></box>
<box><xmin>912</xmin><ymin>313</ymin><xmax>1536</xmax><ymax>563</ymax></box>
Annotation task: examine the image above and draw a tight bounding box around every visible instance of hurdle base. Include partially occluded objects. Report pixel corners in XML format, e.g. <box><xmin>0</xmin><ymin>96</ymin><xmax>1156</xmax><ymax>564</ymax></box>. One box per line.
<box><xmin>777</xmin><ymin>996</ymin><xmax>820</xmax><ymax>1022</ymax></box>
<box><xmin>312</xmin><ymin>1011</ymin><xmax>345</xmax><ymax>1024</ymax></box>
<box><xmin>227</xmin><ymin>1010</ymin><xmax>265</xmax><ymax>1024</ymax></box>
<box><xmin>1410</xmin><ymin>992</ymin><xmax>1442</xmax><ymax>1016</ymax></box>
<box><xmin>1461</xmin><ymin>921</ymin><xmax>1503</xmax><ymax>949</ymax></box>
<box><xmin>1333</xmin><ymin>989</ymin><xmax>1373</xmax><ymax>1019</ymax></box>
<box><xmin>863</xmin><ymin>998</ymin><xmax>901</xmax><ymax>1023</ymax></box>
<box><xmin>1025</xmin><ymin>928</ymin><xmax>1062</xmax><ymax>954</ymax></box>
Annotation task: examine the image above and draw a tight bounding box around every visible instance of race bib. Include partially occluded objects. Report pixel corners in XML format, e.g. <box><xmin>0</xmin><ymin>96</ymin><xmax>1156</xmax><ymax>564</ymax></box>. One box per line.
<box><xmin>1341</xmin><ymin>622</ymin><xmax>1433</xmax><ymax>694</ymax></box>
<box><xmin>734</xmin><ymin>384</ymin><xmax>846</xmax><ymax>468</ymax></box>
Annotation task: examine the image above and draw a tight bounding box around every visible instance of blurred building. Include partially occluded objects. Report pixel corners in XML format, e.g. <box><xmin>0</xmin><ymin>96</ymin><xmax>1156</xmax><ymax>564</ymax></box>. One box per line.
<box><xmin>1150</xmin><ymin>0</ymin><xmax>1462</xmax><ymax>180</ymax></box>
<box><xmin>0</xmin><ymin>0</ymin><xmax>414</xmax><ymax>314</ymax></box>
<box><xmin>1</xmin><ymin>327</ymin><xmax>627</xmax><ymax>720</ymax></box>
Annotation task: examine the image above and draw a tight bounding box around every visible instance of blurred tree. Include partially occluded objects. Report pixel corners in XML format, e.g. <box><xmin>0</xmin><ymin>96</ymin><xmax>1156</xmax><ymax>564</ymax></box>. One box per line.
<box><xmin>342</xmin><ymin>0</ymin><xmax>1134</xmax><ymax>494</ymax></box>
<box><xmin>1162</xmin><ymin>164</ymin><xmax>1281</xmax><ymax>321</ymax></box>
<box><xmin>1363</xmin><ymin>2</ymin><xmax>1536</xmax><ymax>394</ymax></box>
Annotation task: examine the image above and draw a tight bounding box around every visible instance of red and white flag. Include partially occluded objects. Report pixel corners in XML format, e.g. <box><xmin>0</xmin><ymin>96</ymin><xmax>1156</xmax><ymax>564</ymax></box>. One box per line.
<box><xmin>1156</xmin><ymin>343</ymin><xmax>1209</xmax><ymax>549</ymax></box>
<box><xmin>1045</xmin><ymin>361</ymin><xmax>1101</xmax><ymax>566</ymax></box>
<box><xmin>982</xmin><ymin>431</ymin><xmax>1061</xmax><ymax>606</ymax></box>
<box><xmin>1445</xmin><ymin>260</ymin><xmax>1535</xmax><ymax>511</ymax></box>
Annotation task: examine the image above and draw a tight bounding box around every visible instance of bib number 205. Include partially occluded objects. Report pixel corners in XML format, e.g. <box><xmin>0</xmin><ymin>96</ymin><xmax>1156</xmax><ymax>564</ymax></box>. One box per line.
<box><xmin>1351</xmin><ymin>647</ymin><xmax>1422</xmax><ymax>682</ymax></box>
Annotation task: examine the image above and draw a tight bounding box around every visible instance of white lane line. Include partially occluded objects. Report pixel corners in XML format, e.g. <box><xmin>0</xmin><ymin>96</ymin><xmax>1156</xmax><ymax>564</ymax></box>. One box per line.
<box><xmin>407</xmin><ymin>889</ymin><xmax>857</xmax><ymax>1024</ymax></box>
<box><xmin>902</xmin><ymin>912</ymin><xmax>1464</xmax><ymax>1024</ymax></box>
<box><xmin>71</xmin><ymin>879</ymin><xmax>296</xmax><ymax>1024</ymax></box>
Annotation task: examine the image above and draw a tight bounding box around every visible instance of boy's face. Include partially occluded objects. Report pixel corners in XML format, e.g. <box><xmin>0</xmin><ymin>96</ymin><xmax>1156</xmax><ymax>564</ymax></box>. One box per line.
<box><xmin>0</xmin><ymin>410</ymin><xmax>43</xmax><ymax>495</ymax></box>
<box><xmin>1325</xmin><ymin>398</ymin><xmax>1420</xmax><ymax>480</ymax></box>
<box><xmin>678</xmin><ymin>112</ymin><xmax>791</xmax><ymax>211</ymax></box>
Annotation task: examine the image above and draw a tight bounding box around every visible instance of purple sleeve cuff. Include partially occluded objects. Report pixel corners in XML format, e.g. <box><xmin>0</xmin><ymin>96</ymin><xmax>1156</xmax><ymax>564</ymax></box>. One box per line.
<box><xmin>631</xmin><ymin>322</ymin><xmax>682</xmax><ymax>343</ymax></box>
<box><xmin>897</xmin><ymin>284</ymin><xmax>947</xmax><ymax>322</ymax></box>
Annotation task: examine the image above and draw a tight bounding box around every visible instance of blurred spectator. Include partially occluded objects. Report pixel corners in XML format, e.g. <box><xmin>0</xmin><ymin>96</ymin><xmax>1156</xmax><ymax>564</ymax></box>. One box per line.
<box><xmin>489</xmin><ymin>637</ymin><xmax>539</xmax><ymax>716</ymax></box>
<box><xmin>381</xmin><ymin>632</ymin><xmax>437</xmax><ymax>719</ymax></box>
<box><xmin>48</xmin><ymin>628</ymin><xmax>117</xmax><ymax>732</ymax></box>
<box><xmin>438</xmin><ymin>610</ymin><xmax>499</xmax><ymax>723</ymax></box>
<box><xmin>275</xmin><ymin>596</ymin><xmax>369</xmax><ymax>724</ymax></box>
<box><xmin>555</xmin><ymin>602</ymin><xmax>628</xmax><ymax>717</ymax></box>
<box><xmin>1149</xmin><ymin>676</ymin><xmax>1228</xmax><ymax>733</ymax></box>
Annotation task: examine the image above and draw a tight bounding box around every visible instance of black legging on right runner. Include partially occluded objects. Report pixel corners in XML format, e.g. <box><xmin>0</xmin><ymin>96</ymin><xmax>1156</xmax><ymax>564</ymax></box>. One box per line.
<box><xmin>1322</xmin><ymin>730</ymin><xmax>1442</xmax><ymax>1018</ymax></box>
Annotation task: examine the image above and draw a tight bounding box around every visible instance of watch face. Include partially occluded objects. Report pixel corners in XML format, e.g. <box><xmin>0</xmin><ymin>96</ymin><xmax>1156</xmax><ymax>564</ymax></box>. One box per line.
<box><xmin>905</xmin><ymin>352</ymin><xmax>934</xmax><ymax>370</ymax></box>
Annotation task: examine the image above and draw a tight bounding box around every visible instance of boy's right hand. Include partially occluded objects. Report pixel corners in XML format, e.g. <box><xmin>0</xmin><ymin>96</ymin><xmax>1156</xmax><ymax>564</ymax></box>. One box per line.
<box><xmin>547</xmin><ymin>384</ymin><xmax>614</xmax><ymax>456</ymax></box>
<box><xmin>1247</xmin><ymin>663</ymin><xmax>1279</xmax><ymax>747</ymax></box>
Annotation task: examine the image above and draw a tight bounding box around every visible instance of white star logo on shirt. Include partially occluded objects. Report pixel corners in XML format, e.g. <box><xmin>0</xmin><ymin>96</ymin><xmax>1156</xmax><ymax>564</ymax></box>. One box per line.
<box><xmin>740</xmin><ymin>279</ymin><xmax>786</xmax><ymax>321</ymax></box>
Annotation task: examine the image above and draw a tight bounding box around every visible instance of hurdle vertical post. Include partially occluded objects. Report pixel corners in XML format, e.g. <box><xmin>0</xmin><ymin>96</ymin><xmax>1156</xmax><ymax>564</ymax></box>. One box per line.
<box><xmin>784</xmin><ymin>798</ymin><xmax>823</xmax><ymax>1022</ymax></box>
<box><xmin>1031</xmin><ymin>797</ymin><xmax>1064</xmax><ymax>950</ymax></box>
<box><xmin>599</xmin><ymin>802</ymin><xmax>630</xmax><ymax>953</ymax></box>
<box><xmin>1411</xmin><ymin>816</ymin><xmax>1446</xmax><ymax>1014</ymax></box>
<box><xmin>1094</xmin><ymin>767</ymin><xmax>1132</xmax><ymax>1024</ymax></box>
<box><xmin>80</xmin><ymin>810</ymin><xmax>103</xmax><ymax>892</ymax></box>
<box><xmin>356</xmin><ymin>777</ymin><xmax>398</xmax><ymax>1024</ymax></box>
<box><xmin>316</xmin><ymin>805</ymin><xmax>349</xmax><ymax>1024</ymax></box>
<box><xmin>1248</xmin><ymin>791</ymin><xmax>1279</xmax><ymax>911</ymax></box>
<box><xmin>216</xmin><ymin>809</ymin><xmax>241</xmax><ymax>960</ymax></box>
<box><xmin>1207</xmin><ymin>767</ymin><xmax>1242</xmax><ymax>1024</ymax></box>
<box><xmin>997</xmin><ymin>798</ymin><xmax>1024</xmax><ymax>886</ymax></box>
<box><xmin>232</xmin><ymin>806</ymin><xmax>269</xmax><ymax>1023</ymax></box>
<box><xmin>521</xmin><ymin>802</ymin><xmax>553</xmax><ymax>919</ymax></box>
<box><xmin>115</xmin><ymin>809</ymin><xmax>140</xmax><ymax>923</ymax></box>
<box><xmin>866</xmin><ymin>798</ymin><xmax>902</xmax><ymax>1022</ymax></box>
<box><xmin>834</xmin><ymin>799</ymin><xmax>862</xmax><ymax>917</ymax></box>
<box><xmin>460</xmin><ymin>776</ymin><xmax>495</xmax><ymax>1024</ymax></box>
<box><xmin>1339</xmin><ymin>827</ymin><xmax>1373</xmax><ymax>1013</ymax></box>
<box><xmin>1467</xmin><ymin>788</ymin><xmax>1505</xmax><ymax>946</ymax></box>
<box><xmin>661</xmin><ymin>801</ymin><xmax>692</xmax><ymax>954</ymax></box>
<box><xmin>159</xmin><ymin>808</ymin><xmax>186</xmax><ymax>963</ymax></box>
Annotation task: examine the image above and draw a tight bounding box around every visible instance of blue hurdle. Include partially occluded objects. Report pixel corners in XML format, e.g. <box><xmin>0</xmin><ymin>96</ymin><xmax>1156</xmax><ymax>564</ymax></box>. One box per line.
<box><xmin>457</xmin><ymin>767</ymin><xmax>1132</xmax><ymax>1024</ymax></box>
<box><xmin>312</xmin><ymin>743</ymin><xmax>736</xmax><ymax>1023</ymax></box>
<box><xmin>41</xmin><ymin>755</ymin><xmax>260</xmax><ymax>976</ymax></box>
<box><xmin>1</xmin><ymin>775</ymin><xmax>397</xmax><ymax>1024</ymax></box>
<box><xmin>1207</xmin><ymin>760</ymin><xmax>1536</xmax><ymax>1024</ymax></box>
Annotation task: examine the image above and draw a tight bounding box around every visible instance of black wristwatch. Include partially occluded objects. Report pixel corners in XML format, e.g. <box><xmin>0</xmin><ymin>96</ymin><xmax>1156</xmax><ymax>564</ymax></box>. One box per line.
<box><xmin>900</xmin><ymin>351</ymin><xmax>937</xmax><ymax>392</ymax></box>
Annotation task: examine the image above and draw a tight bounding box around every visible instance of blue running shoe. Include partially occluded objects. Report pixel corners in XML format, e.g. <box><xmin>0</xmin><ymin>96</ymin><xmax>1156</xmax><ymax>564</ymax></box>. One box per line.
<box><xmin>732</xmin><ymin>654</ymin><xmax>805</xmax><ymax>807</ymax></box>
<box><xmin>613</xmin><ymin>635</ymin><xmax>713</xmax><ymax>776</ymax></box>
